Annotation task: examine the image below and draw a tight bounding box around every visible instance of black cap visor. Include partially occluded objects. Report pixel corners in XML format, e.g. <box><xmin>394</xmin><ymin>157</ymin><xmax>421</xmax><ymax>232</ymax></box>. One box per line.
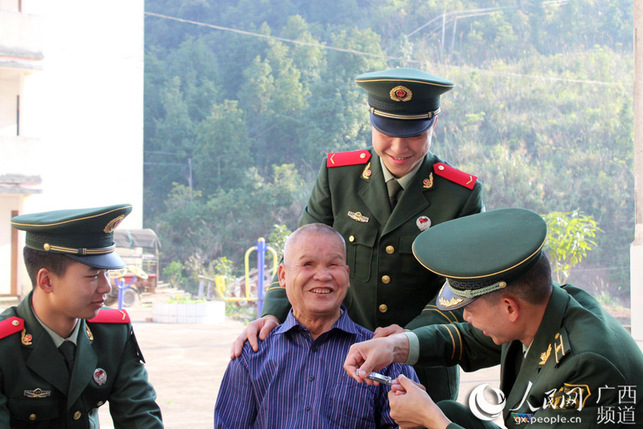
<box><xmin>370</xmin><ymin>113</ymin><xmax>435</xmax><ymax>138</ymax></box>
<box><xmin>66</xmin><ymin>252</ymin><xmax>126</xmax><ymax>270</ymax></box>
<box><xmin>436</xmin><ymin>281</ymin><xmax>476</xmax><ymax>311</ymax></box>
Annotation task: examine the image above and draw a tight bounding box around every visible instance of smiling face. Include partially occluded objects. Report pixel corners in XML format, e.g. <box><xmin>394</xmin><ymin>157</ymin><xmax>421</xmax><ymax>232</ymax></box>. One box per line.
<box><xmin>46</xmin><ymin>261</ymin><xmax>112</xmax><ymax>321</ymax></box>
<box><xmin>279</xmin><ymin>227</ymin><xmax>349</xmax><ymax>327</ymax></box>
<box><xmin>462</xmin><ymin>295</ymin><xmax>517</xmax><ymax>345</ymax></box>
<box><xmin>371</xmin><ymin>126</ymin><xmax>432</xmax><ymax>178</ymax></box>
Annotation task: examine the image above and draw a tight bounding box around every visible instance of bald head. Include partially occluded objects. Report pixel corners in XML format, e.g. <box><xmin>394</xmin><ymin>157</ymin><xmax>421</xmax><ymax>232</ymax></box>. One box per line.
<box><xmin>283</xmin><ymin>224</ymin><xmax>346</xmax><ymax>265</ymax></box>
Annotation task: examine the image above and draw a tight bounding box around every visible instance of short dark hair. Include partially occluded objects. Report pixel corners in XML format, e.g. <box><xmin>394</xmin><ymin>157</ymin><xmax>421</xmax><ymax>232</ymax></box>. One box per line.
<box><xmin>23</xmin><ymin>247</ymin><xmax>75</xmax><ymax>287</ymax></box>
<box><xmin>481</xmin><ymin>253</ymin><xmax>553</xmax><ymax>306</ymax></box>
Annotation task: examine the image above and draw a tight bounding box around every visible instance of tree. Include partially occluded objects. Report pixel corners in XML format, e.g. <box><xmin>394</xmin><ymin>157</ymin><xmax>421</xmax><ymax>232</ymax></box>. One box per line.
<box><xmin>193</xmin><ymin>100</ymin><xmax>252</xmax><ymax>192</ymax></box>
<box><xmin>543</xmin><ymin>210</ymin><xmax>602</xmax><ymax>284</ymax></box>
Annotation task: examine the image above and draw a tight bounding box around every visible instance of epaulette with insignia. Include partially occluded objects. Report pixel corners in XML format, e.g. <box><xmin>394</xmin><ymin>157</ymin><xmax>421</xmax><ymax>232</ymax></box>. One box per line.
<box><xmin>326</xmin><ymin>150</ymin><xmax>371</xmax><ymax>168</ymax></box>
<box><xmin>87</xmin><ymin>308</ymin><xmax>130</xmax><ymax>324</ymax></box>
<box><xmin>433</xmin><ymin>162</ymin><xmax>477</xmax><ymax>190</ymax></box>
<box><xmin>0</xmin><ymin>317</ymin><xmax>24</xmax><ymax>340</ymax></box>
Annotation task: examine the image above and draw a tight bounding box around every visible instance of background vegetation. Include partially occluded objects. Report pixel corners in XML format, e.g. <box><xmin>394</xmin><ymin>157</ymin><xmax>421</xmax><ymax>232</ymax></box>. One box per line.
<box><xmin>143</xmin><ymin>0</ymin><xmax>633</xmax><ymax>306</ymax></box>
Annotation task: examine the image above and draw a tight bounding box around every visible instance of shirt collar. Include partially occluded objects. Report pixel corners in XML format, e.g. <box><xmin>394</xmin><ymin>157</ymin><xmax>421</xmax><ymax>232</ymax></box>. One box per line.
<box><xmin>31</xmin><ymin>301</ymin><xmax>80</xmax><ymax>348</ymax></box>
<box><xmin>276</xmin><ymin>305</ymin><xmax>362</xmax><ymax>337</ymax></box>
<box><xmin>379</xmin><ymin>155</ymin><xmax>423</xmax><ymax>190</ymax></box>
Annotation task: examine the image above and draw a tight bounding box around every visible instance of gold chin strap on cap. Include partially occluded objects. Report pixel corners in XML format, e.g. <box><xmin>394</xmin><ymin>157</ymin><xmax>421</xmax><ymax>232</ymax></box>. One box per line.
<box><xmin>369</xmin><ymin>106</ymin><xmax>440</xmax><ymax>120</ymax></box>
<box><xmin>42</xmin><ymin>244</ymin><xmax>116</xmax><ymax>255</ymax></box>
<box><xmin>447</xmin><ymin>279</ymin><xmax>508</xmax><ymax>299</ymax></box>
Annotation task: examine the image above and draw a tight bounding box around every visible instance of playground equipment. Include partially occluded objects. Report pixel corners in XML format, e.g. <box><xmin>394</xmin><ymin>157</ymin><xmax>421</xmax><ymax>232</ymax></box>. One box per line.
<box><xmin>197</xmin><ymin>238</ymin><xmax>278</xmax><ymax>317</ymax></box>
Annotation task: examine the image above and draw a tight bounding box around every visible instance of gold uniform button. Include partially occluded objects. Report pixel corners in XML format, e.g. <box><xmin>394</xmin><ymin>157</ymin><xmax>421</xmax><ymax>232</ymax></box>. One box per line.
<box><xmin>438</xmin><ymin>165</ymin><xmax>445</xmax><ymax>171</ymax></box>
<box><xmin>43</xmin><ymin>243</ymin><xmax>51</xmax><ymax>251</ymax></box>
<box><xmin>379</xmin><ymin>304</ymin><xmax>388</xmax><ymax>313</ymax></box>
<box><xmin>360</xmin><ymin>152</ymin><xmax>366</xmax><ymax>159</ymax></box>
<box><xmin>29</xmin><ymin>414</ymin><xmax>37</xmax><ymax>421</ymax></box>
<box><xmin>385</xmin><ymin>245</ymin><xmax>394</xmax><ymax>254</ymax></box>
<box><xmin>349</xmin><ymin>235</ymin><xmax>355</xmax><ymax>243</ymax></box>
<box><xmin>381</xmin><ymin>275</ymin><xmax>391</xmax><ymax>284</ymax></box>
<box><xmin>73</xmin><ymin>411</ymin><xmax>82</xmax><ymax>420</ymax></box>
<box><xmin>11</xmin><ymin>320</ymin><xmax>19</xmax><ymax>326</ymax></box>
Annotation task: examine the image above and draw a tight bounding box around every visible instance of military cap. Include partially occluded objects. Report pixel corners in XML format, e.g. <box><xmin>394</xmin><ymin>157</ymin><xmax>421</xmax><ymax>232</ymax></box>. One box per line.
<box><xmin>355</xmin><ymin>68</ymin><xmax>454</xmax><ymax>138</ymax></box>
<box><xmin>11</xmin><ymin>204</ymin><xmax>132</xmax><ymax>269</ymax></box>
<box><xmin>412</xmin><ymin>208</ymin><xmax>547</xmax><ymax>310</ymax></box>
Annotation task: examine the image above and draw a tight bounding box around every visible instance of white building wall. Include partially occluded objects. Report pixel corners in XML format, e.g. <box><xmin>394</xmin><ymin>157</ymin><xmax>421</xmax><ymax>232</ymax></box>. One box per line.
<box><xmin>0</xmin><ymin>0</ymin><xmax>144</xmax><ymax>295</ymax></box>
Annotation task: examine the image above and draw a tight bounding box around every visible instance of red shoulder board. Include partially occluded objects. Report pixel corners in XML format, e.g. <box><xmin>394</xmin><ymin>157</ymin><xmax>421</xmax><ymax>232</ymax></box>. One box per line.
<box><xmin>433</xmin><ymin>163</ymin><xmax>477</xmax><ymax>190</ymax></box>
<box><xmin>88</xmin><ymin>309</ymin><xmax>130</xmax><ymax>324</ymax></box>
<box><xmin>326</xmin><ymin>150</ymin><xmax>371</xmax><ymax>168</ymax></box>
<box><xmin>0</xmin><ymin>317</ymin><xmax>24</xmax><ymax>340</ymax></box>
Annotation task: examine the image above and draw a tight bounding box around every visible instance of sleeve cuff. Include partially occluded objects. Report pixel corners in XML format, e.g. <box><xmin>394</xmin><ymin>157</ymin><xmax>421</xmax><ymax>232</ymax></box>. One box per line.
<box><xmin>403</xmin><ymin>331</ymin><xmax>419</xmax><ymax>365</ymax></box>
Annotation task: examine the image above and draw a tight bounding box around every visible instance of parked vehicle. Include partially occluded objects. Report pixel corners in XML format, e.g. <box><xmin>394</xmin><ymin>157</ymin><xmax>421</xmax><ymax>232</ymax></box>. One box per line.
<box><xmin>106</xmin><ymin>229</ymin><xmax>161</xmax><ymax>307</ymax></box>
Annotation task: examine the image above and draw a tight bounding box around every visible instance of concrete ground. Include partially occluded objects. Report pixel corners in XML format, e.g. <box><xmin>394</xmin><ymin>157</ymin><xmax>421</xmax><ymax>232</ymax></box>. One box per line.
<box><xmin>95</xmin><ymin>287</ymin><xmax>504</xmax><ymax>428</ymax></box>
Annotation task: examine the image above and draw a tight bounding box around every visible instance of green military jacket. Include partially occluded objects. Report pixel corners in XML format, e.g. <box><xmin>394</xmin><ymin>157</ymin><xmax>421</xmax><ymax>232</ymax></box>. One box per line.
<box><xmin>262</xmin><ymin>148</ymin><xmax>483</xmax><ymax>402</ymax></box>
<box><xmin>414</xmin><ymin>284</ymin><xmax>643</xmax><ymax>428</ymax></box>
<box><xmin>262</xmin><ymin>148</ymin><xmax>484</xmax><ymax>331</ymax></box>
<box><xmin>0</xmin><ymin>294</ymin><xmax>163</xmax><ymax>428</ymax></box>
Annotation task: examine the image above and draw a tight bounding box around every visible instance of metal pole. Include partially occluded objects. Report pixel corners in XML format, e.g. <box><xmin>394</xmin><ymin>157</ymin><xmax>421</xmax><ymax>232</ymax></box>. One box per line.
<box><xmin>631</xmin><ymin>1</ymin><xmax>643</xmax><ymax>341</ymax></box>
<box><xmin>256</xmin><ymin>238</ymin><xmax>266</xmax><ymax>317</ymax></box>
<box><xmin>117</xmin><ymin>278</ymin><xmax>124</xmax><ymax>309</ymax></box>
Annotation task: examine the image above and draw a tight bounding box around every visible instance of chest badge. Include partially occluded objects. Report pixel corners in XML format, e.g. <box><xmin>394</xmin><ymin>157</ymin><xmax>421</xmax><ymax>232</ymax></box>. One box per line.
<box><xmin>348</xmin><ymin>211</ymin><xmax>369</xmax><ymax>223</ymax></box>
<box><xmin>24</xmin><ymin>388</ymin><xmax>51</xmax><ymax>398</ymax></box>
<box><xmin>93</xmin><ymin>368</ymin><xmax>108</xmax><ymax>386</ymax></box>
<box><xmin>416</xmin><ymin>216</ymin><xmax>431</xmax><ymax>231</ymax></box>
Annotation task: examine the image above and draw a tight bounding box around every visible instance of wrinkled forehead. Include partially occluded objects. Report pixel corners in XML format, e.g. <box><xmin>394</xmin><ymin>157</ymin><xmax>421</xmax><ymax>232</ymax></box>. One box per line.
<box><xmin>285</xmin><ymin>230</ymin><xmax>346</xmax><ymax>263</ymax></box>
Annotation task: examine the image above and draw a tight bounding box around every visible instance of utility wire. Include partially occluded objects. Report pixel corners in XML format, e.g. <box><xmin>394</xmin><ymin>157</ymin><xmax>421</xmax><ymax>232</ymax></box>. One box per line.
<box><xmin>145</xmin><ymin>11</ymin><xmax>407</xmax><ymax>63</ymax></box>
<box><xmin>144</xmin><ymin>10</ymin><xmax>628</xmax><ymax>87</ymax></box>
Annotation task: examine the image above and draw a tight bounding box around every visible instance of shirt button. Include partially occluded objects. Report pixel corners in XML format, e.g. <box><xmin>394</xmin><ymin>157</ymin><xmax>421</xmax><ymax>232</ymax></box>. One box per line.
<box><xmin>385</xmin><ymin>245</ymin><xmax>395</xmax><ymax>254</ymax></box>
<box><xmin>73</xmin><ymin>411</ymin><xmax>82</xmax><ymax>420</ymax></box>
<box><xmin>309</xmin><ymin>376</ymin><xmax>315</xmax><ymax>381</ymax></box>
<box><xmin>349</xmin><ymin>235</ymin><xmax>355</xmax><ymax>242</ymax></box>
<box><xmin>29</xmin><ymin>414</ymin><xmax>36</xmax><ymax>421</ymax></box>
<box><xmin>379</xmin><ymin>304</ymin><xmax>388</xmax><ymax>313</ymax></box>
<box><xmin>381</xmin><ymin>275</ymin><xmax>391</xmax><ymax>284</ymax></box>
<box><xmin>305</xmin><ymin>406</ymin><xmax>311</xmax><ymax>411</ymax></box>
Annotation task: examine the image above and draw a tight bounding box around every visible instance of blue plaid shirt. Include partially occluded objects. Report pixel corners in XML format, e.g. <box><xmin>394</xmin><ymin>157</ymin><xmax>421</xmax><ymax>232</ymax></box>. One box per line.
<box><xmin>215</xmin><ymin>306</ymin><xmax>418</xmax><ymax>428</ymax></box>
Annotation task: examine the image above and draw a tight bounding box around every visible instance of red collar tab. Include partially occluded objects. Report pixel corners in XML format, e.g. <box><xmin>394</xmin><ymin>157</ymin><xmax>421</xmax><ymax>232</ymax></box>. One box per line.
<box><xmin>88</xmin><ymin>308</ymin><xmax>130</xmax><ymax>324</ymax></box>
<box><xmin>0</xmin><ymin>317</ymin><xmax>24</xmax><ymax>339</ymax></box>
<box><xmin>326</xmin><ymin>150</ymin><xmax>372</xmax><ymax>168</ymax></box>
<box><xmin>433</xmin><ymin>162</ymin><xmax>477</xmax><ymax>190</ymax></box>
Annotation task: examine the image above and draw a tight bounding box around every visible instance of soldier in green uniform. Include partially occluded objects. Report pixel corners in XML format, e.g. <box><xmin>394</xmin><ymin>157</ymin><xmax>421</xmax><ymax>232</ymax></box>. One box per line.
<box><xmin>0</xmin><ymin>204</ymin><xmax>163</xmax><ymax>428</ymax></box>
<box><xmin>232</xmin><ymin>68</ymin><xmax>484</xmax><ymax>402</ymax></box>
<box><xmin>344</xmin><ymin>208</ymin><xmax>643</xmax><ymax>429</ymax></box>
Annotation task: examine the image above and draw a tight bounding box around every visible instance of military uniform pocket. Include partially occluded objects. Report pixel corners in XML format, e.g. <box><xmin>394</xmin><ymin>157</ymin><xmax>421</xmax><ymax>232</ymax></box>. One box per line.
<box><xmin>8</xmin><ymin>395</ymin><xmax>60</xmax><ymax>427</ymax></box>
<box><xmin>344</xmin><ymin>228</ymin><xmax>377</xmax><ymax>283</ymax></box>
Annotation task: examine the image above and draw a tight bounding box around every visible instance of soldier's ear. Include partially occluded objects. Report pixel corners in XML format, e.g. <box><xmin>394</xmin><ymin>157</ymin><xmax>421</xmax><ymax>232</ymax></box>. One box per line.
<box><xmin>37</xmin><ymin>268</ymin><xmax>55</xmax><ymax>293</ymax></box>
<box><xmin>502</xmin><ymin>296</ymin><xmax>521</xmax><ymax>322</ymax></box>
